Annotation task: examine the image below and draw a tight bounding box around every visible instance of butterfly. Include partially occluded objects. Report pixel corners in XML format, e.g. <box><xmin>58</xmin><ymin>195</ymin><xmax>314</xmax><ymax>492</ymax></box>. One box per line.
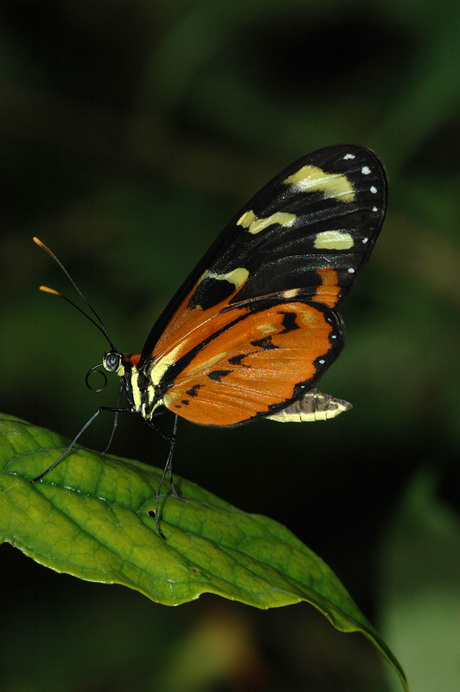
<box><xmin>34</xmin><ymin>144</ymin><xmax>387</xmax><ymax>538</ymax></box>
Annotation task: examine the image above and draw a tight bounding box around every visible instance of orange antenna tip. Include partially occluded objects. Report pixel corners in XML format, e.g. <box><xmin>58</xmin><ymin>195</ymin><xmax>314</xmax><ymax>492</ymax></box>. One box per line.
<box><xmin>39</xmin><ymin>285</ymin><xmax>61</xmax><ymax>296</ymax></box>
<box><xmin>33</xmin><ymin>236</ymin><xmax>115</xmax><ymax>349</ymax></box>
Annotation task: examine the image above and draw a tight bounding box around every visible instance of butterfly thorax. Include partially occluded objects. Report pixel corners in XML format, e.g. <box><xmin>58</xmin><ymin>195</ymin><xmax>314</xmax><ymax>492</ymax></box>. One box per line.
<box><xmin>103</xmin><ymin>350</ymin><xmax>164</xmax><ymax>420</ymax></box>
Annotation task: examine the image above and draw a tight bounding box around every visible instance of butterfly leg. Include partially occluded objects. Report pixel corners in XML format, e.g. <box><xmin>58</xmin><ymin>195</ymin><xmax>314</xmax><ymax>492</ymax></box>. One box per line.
<box><xmin>102</xmin><ymin>384</ymin><xmax>124</xmax><ymax>454</ymax></box>
<box><xmin>32</xmin><ymin>405</ymin><xmax>132</xmax><ymax>482</ymax></box>
<box><xmin>148</xmin><ymin>414</ymin><xmax>188</xmax><ymax>539</ymax></box>
<box><xmin>164</xmin><ymin>414</ymin><xmax>184</xmax><ymax>500</ymax></box>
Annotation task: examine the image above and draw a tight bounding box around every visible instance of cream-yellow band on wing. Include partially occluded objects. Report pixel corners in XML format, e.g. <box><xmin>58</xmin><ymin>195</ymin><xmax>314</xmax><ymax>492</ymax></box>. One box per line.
<box><xmin>282</xmin><ymin>288</ymin><xmax>300</xmax><ymax>299</ymax></box>
<box><xmin>237</xmin><ymin>210</ymin><xmax>297</xmax><ymax>235</ymax></box>
<box><xmin>313</xmin><ymin>230</ymin><xmax>354</xmax><ymax>250</ymax></box>
<box><xmin>207</xmin><ymin>267</ymin><xmax>249</xmax><ymax>289</ymax></box>
<box><xmin>284</xmin><ymin>165</ymin><xmax>355</xmax><ymax>202</ymax></box>
<box><xmin>149</xmin><ymin>343</ymin><xmax>185</xmax><ymax>387</ymax></box>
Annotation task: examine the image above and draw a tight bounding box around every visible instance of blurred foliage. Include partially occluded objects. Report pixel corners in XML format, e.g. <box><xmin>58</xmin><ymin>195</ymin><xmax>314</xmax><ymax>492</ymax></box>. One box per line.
<box><xmin>0</xmin><ymin>0</ymin><xmax>459</xmax><ymax>690</ymax></box>
<box><xmin>1</xmin><ymin>414</ymin><xmax>409</xmax><ymax>692</ymax></box>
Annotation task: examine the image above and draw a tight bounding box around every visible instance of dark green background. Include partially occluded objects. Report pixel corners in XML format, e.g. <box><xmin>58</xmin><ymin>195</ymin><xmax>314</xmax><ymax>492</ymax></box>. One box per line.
<box><xmin>1</xmin><ymin>1</ymin><xmax>459</xmax><ymax>690</ymax></box>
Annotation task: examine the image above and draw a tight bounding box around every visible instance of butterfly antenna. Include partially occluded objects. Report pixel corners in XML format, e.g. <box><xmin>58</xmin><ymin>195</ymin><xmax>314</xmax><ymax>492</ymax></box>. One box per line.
<box><xmin>33</xmin><ymin>237</ymin><xmax>115</xmax><ymax>350</ymax></box>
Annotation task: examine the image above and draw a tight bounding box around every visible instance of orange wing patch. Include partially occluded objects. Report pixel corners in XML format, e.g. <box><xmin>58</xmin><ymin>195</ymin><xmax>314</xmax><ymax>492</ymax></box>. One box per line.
<box><xmin>313</xmin><ymin>268</ymin><xmax>341</xmax><ymax>308</ymax></box>
<box><xmin>157</xmin><ymin>299</ymin><xmax>340</xmax><ymax>426</ymax></box>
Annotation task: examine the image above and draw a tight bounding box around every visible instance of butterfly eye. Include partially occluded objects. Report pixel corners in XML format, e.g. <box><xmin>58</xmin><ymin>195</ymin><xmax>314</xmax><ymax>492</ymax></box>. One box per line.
<box><xmin>103</xmin><ymin>352</ymin><xmax>121</xmax><ymax>372</ymax></box>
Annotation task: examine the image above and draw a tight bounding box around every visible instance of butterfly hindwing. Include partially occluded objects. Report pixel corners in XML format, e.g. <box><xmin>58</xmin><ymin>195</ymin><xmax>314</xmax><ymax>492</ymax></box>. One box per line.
<box><xmin>158</xmin><ymin>292</ymin><xmax>343</xmax><ymax>426</ymax></box>
<box><xmin>133</xmin><ymin>144</ymin><xmax>387</xmax><ymax>427</ymax></box>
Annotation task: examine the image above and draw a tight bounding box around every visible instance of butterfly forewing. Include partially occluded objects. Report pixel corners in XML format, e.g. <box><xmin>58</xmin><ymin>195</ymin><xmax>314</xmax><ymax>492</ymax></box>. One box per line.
<box><xmin>188</xmin><ymin>144</ymin><xmax>386</xmax><ymax>311</ymax></box>
<box><xmin>139</xmin><ymin>145</ymin><xmax>386</xmax><ymax>364</ymax></box>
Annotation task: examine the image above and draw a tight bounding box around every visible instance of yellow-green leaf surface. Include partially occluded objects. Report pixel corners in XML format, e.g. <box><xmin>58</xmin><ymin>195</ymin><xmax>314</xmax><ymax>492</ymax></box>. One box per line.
<box><xmin>0</xmin><ymin>413</ymin><xmax>408</xmax><ymax>690</ymax></box>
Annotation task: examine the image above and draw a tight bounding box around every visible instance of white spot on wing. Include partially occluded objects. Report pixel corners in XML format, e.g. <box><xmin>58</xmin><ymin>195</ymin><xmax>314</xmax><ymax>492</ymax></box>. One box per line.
<box><xmin>370</xmin><ymin>186</ymin><xmax>378</xmax><ymax>194</ymax></box>
<box><xmin>343</xmin><ymin>153</ymin><xmax>355</xmax><ymax>160</ymax></box>
<box><xmin>362</xmin><ymin>166</ymin><xmax>371</xmax><ymax>175</ymax></box>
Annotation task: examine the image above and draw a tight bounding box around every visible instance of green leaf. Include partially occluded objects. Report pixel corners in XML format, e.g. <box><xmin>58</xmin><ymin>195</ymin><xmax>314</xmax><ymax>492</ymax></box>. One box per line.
<box><xmin>0</xmin><ymin>412</ymin><xmax>408</xmax><ymax>690</ymax></box>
